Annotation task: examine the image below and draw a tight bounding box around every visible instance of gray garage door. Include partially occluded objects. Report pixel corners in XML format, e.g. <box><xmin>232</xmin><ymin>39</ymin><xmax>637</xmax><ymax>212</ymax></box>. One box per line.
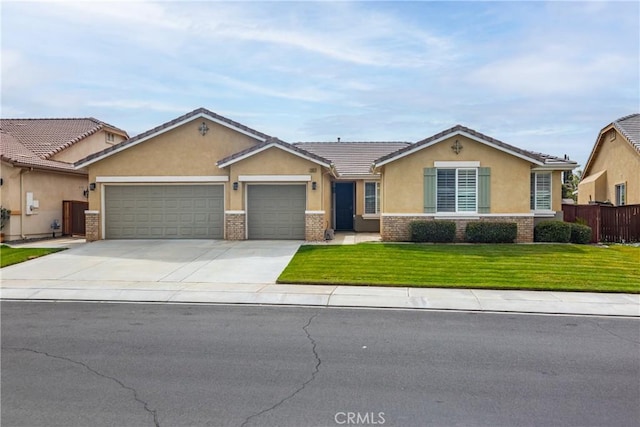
<box><xmin>247</xmin><ymin>185</ymin><xmax>306</xmax><ymax>239</ymax></box>
<box><xmin>105</xmin><ymin>185</ymin><xmax>224</xmax><ymax>239</ymax></box>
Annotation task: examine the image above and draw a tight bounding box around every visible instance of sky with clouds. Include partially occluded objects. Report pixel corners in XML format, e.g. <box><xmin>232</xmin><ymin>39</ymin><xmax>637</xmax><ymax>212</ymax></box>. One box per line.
<box><xmin>1</xmin><ymin>1</ymin><xmax>638</xmax><ymax>168</ymax></box>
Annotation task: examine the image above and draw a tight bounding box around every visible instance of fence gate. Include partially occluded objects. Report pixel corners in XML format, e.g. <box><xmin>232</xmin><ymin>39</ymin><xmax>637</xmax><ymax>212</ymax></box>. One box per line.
<box><xmin>563</xmin><ymin>204</ymin><xmax>640</xmax><ymax>243</ymax></box>
<box><xmin>63</xmin><ymin>201</ymin><xmax>88</xmax><ymax>236</ymax></box>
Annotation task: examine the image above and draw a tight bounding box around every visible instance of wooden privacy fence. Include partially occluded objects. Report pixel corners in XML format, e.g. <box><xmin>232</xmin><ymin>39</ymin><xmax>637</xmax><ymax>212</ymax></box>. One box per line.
<box><xmin>562</xmin><ymin>204</ymin><xmax>640</xmax><ymax>243</ymax></box>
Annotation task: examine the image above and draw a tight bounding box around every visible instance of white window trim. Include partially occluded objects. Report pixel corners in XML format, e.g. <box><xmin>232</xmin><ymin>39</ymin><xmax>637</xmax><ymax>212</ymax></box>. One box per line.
<box><xmin>530</xmin><ymin>172</ymin><xmax>552</xmax><ymax>211</ymax></box>
<box><xmin>436</xmin><ymin>168</ymin><xmax>478</xmax><ymax>214</ymax></box>
<box><xmin>434</xmin><ymin>161</ymin><xmax>480</xmax><ymax>168</ymax></box>
<box><xmin>364</xmin><ymin>181</ymin><xmax>380</xmax><ymax>216</ymax></box>
<box><xmin>615</xmin><ymin>183</ymin><xmax>626</xmax><ymax>206</ymax></box>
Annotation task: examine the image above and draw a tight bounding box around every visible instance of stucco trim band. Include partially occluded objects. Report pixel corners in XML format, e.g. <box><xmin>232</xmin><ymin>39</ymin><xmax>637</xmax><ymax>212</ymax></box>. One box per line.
<box><xmin>96</xmin><ymin>176</ymin><xmax>229</xmax><ymax>183</ymax></box>
<box><xmin>381</xmin><ymin>213</ymin><xmax>535</xmax><ymax>217</ymax></box>
<box><xmin>238</xmin><ymin>175</ymin><xmax>311</xmax><ymax>182</ymax></box>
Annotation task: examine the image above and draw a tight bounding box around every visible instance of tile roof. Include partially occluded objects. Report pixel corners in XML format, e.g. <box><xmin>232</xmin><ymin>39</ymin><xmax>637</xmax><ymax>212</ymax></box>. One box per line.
<box><xmin>1</xmin><ymin>118</ymin><xmax>126</xmax><ymax>172</ymax></box>
<box><xmin>75</xmin><ymin>107</ymin><xmax>272</xmax><ymax>168</ymax></box>
<box><xmin>217</xmin><ymin>137</ymin><xmax>333</xmax><ymax>168</ymax></box>
<box><xmin>612</xmin><ymin>113</ymin><xmax>640</xmax><ymax>153</ymax></box>
<box><xmin>294</xmin><ymin>141</ymin><xmax>410</xmax><ymax>176</ymax></box>
<box><xmin>373</xmin><ymin>124</ymin><xmax>577</xmax><ymax>168</ymax></box>
<box><xmin>0</xmin><ymin>118</ymin><xmax>127</xmax><ymax>159</ymax></box>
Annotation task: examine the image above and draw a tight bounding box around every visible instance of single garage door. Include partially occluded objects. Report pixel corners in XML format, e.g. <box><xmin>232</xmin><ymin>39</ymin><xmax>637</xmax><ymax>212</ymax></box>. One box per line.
<box><xmin>247</xmin><ymin>185</ymin><xmax>306</xmax><ymax>239</ymax></box>
<box><xmin>105</xmin><ymin>185</ymin><xmax>224</xmax><ymax>239</ymax></box>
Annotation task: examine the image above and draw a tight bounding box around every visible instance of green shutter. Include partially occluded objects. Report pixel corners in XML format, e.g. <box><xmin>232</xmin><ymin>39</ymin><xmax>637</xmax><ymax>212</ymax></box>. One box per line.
<box><xmin>478</xmin><ymin>167</ymin><xmax>491</xmax><ymax>213</ymax></box>
<box><xmin>424</xmin><ymin>168</ymin><xmax>436</xmax><ymax>213</ymax></box>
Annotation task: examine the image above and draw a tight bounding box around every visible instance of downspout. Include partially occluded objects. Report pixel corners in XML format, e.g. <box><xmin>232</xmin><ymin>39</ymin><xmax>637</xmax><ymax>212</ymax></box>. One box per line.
<box><xmin>19</xmin><ymin>168</ymin><xmax>30</xmax><ymax>239</ymax></box>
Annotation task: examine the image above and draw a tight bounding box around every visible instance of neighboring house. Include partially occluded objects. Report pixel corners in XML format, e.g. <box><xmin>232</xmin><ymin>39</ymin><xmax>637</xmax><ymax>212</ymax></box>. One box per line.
<box><xmin>0</xmin><ymin>118</ymin><xmax>128</xmax><ymax>240</ymax></box>
<box><xmin>578</xmin><ymin>114</ymin><xmax>640</xmax><ymax>206</ymax></box>
<box><xmin>75</xmin><ymin>107</ymin><xmax>576</xmax><ymax>243</ymax></box>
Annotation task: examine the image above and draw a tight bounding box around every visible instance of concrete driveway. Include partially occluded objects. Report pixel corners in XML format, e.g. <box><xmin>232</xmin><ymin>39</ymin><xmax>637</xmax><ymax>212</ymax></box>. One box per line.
<box><xmin>2</xmin><ymin>240</ymin><xmax>302</xmax><ymax>285</ymax></box>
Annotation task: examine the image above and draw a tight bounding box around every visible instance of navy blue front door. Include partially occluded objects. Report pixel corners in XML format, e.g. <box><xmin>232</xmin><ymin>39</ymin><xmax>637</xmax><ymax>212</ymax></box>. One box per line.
<box><xmin>335</xmin><ymin>182</ymin><xmax>354</xmax><ymax>231</ymax></box>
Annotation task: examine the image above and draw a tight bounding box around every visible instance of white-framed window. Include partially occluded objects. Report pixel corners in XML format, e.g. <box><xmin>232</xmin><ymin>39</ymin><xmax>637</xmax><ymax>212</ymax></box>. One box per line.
<box><xmin>436</xmin><ymin>168</ymin><xmax>477</xmax><ymax>213</ymax></box>
<box><xmin>615</xmin><ymin>183</ymin><xmax>626</xmax><ymax>206</ymax></box>
<box><xmin>106</xmin><ymin>132</ymin><xmax>115</xmax><ymax>143</ymax></box>
<box><xmin>530</xmin><ymin>172</ymin><xmax>552</xmax><ymax>210</ymax></box>
<box><xmin>364</xmin><ymin>181</ymin><xmax>380</xmax><ymax>215</ymax></box>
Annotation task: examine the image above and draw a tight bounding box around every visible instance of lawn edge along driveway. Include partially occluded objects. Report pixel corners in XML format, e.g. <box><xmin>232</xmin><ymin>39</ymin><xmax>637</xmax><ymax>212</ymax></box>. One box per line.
<box><xmin>0</xmin><ymin>245</ymin><xmax>65</xmax><ymax>268</ymax></box>
<box><xmin>277</xmin><ymin>243</ymin><xmax>640</xmax><ymax>294</ymax></box>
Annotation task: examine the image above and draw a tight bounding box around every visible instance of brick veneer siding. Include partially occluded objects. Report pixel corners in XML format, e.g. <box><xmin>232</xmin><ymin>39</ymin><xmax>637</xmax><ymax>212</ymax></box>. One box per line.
<box><xmin>85</xmin><ymin>211</ymin><xmax>100</xmax><ymax>242</ymax></box>
<box><xmin>305</xmin><ymin>213</ymin><xmax>325</xmax><ymax>241</ymax></box>
<box><xmin>381</xmin><ymin>215</ymin><xmax>534</xmax><ymax>243</ymax></box>
<box><xmin>225</xmin><ymin>213</ymin><xmax>246</xmax><ymax>240</ymax></box>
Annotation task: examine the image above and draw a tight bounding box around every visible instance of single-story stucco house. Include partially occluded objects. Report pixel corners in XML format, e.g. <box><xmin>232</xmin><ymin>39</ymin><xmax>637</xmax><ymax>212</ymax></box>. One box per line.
<box><xmin>1</xmin><ymin>118</ymin><xmax>128</xmax><ymax>241</ymax></box>
<box><xmin>74</xmin><ymin>108</ymin><xmax>577</xmax><ymax>243</ymax></box>
<box><xmin>578</xmin><ymin>113</ymin><xmax>640</xmax><ymax>206</ymax></box>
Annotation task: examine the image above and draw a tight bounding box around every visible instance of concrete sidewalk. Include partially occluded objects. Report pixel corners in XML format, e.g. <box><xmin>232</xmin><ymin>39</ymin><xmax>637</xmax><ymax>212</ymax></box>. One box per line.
<box><xmin>2</xmin><ymin>279</ymin><xmax>638</xmax><ymax>317</ymax></box>
<box><xmin>1</xmin><ymin>237</ymin><xmax>638</xmax><ymax>317</ymax></box>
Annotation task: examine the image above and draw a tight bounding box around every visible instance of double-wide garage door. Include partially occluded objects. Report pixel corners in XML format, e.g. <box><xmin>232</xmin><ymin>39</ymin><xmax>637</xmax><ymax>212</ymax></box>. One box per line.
<box><xmin>105</xmin><ymin>185</ymin><xmax>224</xmax><ymax>239</ymax></box>
<box><xmin>247</xmin><ymin>185</ymin><xmax>306</xmax><ymax>239</ymax></box>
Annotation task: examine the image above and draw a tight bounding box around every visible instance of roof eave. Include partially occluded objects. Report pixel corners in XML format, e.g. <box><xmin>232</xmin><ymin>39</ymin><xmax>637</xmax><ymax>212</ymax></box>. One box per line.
<box><xmin>373</xmin><ymin>129</ymin><xmax>546</xmax><ymax>168</ymax></box>
<box><xmin>217</xmin><ymin>142</ymin><xmax>332</xmax><ymax>169</ymax></box>
<box><xmin>75</xmin><ymin>109</ymin><xmax>269</xmax><ymax>169</ymax></box>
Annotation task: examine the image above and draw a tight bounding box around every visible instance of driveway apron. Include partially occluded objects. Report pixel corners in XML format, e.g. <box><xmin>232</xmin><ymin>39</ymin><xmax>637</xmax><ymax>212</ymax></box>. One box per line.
<box><xmin>1</xmin><ymin>240</ymin><xmax>302</xmax><ymax>285</ymax></box>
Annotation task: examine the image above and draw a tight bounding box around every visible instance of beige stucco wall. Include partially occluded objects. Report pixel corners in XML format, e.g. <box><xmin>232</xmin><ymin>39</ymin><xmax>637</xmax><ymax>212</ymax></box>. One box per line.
<box><xmin>578</xmin><ymin>128</ymin><xmax>640</xmax><ymax>205</ymax></box>
<box><xmin>227</xmin><ymin>146</ymin><xmax>326</xmax><ymax>212</ymax></box>
<box><xmin>87</xmin><ymin>118</ymin><xmax>262</xmax><ymax>218</ymax></box>
<box><xmin>380</xmin><ymin>135</ymin><xmax>535</xmax><ymax>213</ymax></box>
<box><xmin>51</xmin><ymin>130</ymin><xmax>127</xmax><ymax>163</ymax></box>
<box><xmin>0</xmin><ymin>162</ymin><xmax>87</xmax><ymax>240</ymax></box>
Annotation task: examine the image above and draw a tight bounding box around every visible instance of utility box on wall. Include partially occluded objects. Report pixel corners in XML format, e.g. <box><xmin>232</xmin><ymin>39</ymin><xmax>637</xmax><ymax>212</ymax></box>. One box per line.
<box><xmin>26</xmin><ymin>192</ymin><xmax>40</xmax><ymax>215</ymax></box>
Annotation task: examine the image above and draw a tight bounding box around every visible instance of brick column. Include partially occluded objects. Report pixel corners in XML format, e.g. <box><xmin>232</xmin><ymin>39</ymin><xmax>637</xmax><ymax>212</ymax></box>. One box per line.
<box><xmin>84</xmin><ymin>210</ymin><xmax>100</xmax><ymax>242</ymax></box>
<box><xmin>305</xmin><ymin>212</ymin><xmax>325</xmax><ymax>241</ymax></box>
<box><xmin>225</xmin><ymin>212</ymin><xmax>246</xmax><ymax>240</ymax></box>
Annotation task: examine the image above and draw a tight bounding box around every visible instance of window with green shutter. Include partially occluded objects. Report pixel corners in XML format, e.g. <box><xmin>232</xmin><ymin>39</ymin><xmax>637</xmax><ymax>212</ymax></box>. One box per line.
<box><xmin>424</xmin><ymin>166</ymin><xmax>491</xmax><ymax>214</ymax></box>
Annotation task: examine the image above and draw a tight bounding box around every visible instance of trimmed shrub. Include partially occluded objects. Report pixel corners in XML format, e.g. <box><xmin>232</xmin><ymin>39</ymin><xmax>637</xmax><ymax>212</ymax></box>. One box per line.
<box><xmin>465</xmin><ymin>221</ymin><xmax>518</xmax><ymax>243</ymax></box>
<box><xmin>534</xmin><ymin>220</ymin><xmax>571</xmax><ymax>243</ymax></box>
<box><xmin>409</xmin><ymin>220</ymin><xmax>456</xmax><ymax>243</ymax></box>
<box><xmin>570</xmin><ymin>223</ymin><xmax>592</xmax><ymax>244</ymax></box>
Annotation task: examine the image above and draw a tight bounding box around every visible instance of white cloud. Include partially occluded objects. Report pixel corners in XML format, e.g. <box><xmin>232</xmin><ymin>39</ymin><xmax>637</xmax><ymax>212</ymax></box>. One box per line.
<box><xmin>468</xmin><ymin>52</ymin><xmax>632</xmax><ymax>96</ymax></box>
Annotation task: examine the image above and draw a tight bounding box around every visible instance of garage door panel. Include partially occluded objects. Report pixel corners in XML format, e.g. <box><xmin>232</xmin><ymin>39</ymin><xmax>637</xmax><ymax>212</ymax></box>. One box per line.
<box><xmin>105</xmin><ymin>185</ymin><xmax>224</xmax><ymax>239</ymax></box>
<box><xmin>248</xmin><ymin>185</ymin><xmax>305</xmax><ymax>240</ymax></box>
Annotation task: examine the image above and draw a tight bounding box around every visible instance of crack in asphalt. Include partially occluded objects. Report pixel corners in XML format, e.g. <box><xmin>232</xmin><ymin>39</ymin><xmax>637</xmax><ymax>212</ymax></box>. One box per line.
<box><xmin>4</xmin><ymin>346</ymin><xmax>160</xmax><ymax>427</ymax></box>
<box><xmin>588</xmin><ymin>320</ymin><xmax>640</xmax><ymax>345</ymax></box>
<box><xmin>240</xmin><ymin>311</ymin><xmax>322</xmax><ymax>427</ymax></box>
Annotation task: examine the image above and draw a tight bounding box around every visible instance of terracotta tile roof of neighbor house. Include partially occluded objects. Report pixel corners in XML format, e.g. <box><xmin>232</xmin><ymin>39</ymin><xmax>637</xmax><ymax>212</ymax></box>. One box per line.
<box><xmin>295</xmin><ymin>141</ymin><xmax>411</xmax><ymax>176</ymax></box>
<box><xmin>1</xmin><ymin>118</ymin><xmax>127</xmax><ymax>172</ymax></box>
<box><xmin>612</xmin><ymin>113</ymin><xmax>640</xmax><ymax>153</ymax></box>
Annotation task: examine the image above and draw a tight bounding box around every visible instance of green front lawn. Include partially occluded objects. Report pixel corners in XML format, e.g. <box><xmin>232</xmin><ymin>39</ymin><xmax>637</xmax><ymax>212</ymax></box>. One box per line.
<box><xmin>0</xmin><ymin>245</ymin><xmax>64</xmax><ymax>268</ymax></box>
<box><xmin>278</xmin><ymin>244</ymin><xmax>640</xmax><ymax>293</ymax></box>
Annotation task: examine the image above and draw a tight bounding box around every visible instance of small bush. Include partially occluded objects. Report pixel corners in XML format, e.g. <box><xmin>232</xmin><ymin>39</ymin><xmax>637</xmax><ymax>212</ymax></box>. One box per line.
<box><xmin>534</xmin><ymin>220</ymin><xmax>571</xmax><ymax>243</ymax></box>
<box><xmin>409</xmin><ymin>220</ymin><xmax>456</xmax><ymax>243</ymax></box>
<box><xmin>570</xmin><ymin>223</ymin><xmax>592</xmax><ymax>244</ymax></box>
<box><xmin>465</xmin><ymin>221</ymin><xmax>518</xmax><ymax>243</ymax></box>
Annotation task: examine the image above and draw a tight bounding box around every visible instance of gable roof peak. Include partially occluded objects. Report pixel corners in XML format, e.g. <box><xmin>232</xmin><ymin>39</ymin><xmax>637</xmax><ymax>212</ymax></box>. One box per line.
<box><xmin>612</xmin><ymin>113</ymin><xmax>639</xmax><ymax>151</ymax></box>
<box><xmin>373</xmin><ymin>124</ymin><xmax>577</xmax><ymax>169</ymax></box>
<box><xmin>74</xmin><ymin>107</ymin><xmax>272</xmax><ymax>168</ymax></box>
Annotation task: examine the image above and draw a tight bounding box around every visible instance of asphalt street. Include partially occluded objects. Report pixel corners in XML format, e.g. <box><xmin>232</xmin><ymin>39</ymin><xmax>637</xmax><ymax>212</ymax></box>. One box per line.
<box><xmin>2</xmin><ymin>301</ymin><xmax>639</xmax><ymax>427</ymax></box>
